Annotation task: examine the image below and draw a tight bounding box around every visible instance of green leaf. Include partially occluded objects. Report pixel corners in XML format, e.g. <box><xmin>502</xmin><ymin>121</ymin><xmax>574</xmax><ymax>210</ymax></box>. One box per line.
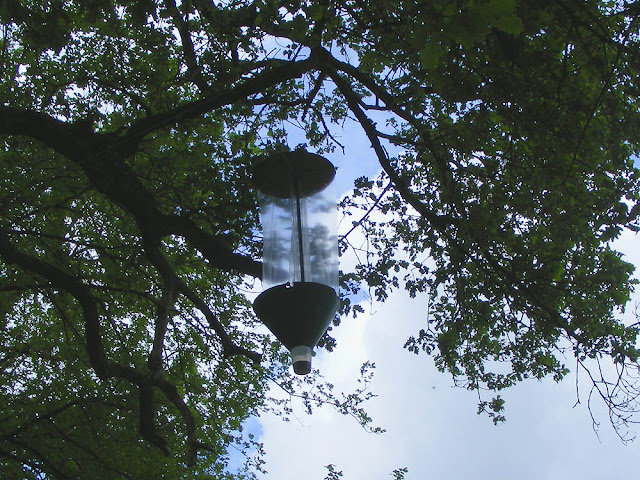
<box><xmin>419</xmin><ymin>42</ymin><xmax>441</xmax><ymax>70</ymax></box>
<box><xmin>307</xmin><ymin>3</ymin><xmax>325</xmax><ymax>21</ymax></box>
<box><xmin>492</xmin><ymin>13</ymin><xmax>524</xmax><ymax>35</ymax></box>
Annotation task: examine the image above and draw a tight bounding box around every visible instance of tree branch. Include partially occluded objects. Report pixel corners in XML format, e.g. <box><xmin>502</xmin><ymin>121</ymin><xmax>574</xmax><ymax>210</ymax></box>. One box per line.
<box><xmin>315</xmin><ymin>47</ymin><xmax>461</xmax><ymax>206</ymax></box>
<box><xmin>143</xmin><ymin>237</ymin><xmax>179</xmax><ymax>376</ymax></box>
<box><xmin>0</xmin><ymin>229</ymin><xmax>110</xmax><ymax>378</ymax></box>
<box><xmin>120</xmin><ymin>57</ymin><xmax>315</xmax><ymax>149</ymax></box>
<box><xmin>325</xmin><ymin>69</ymin><xmax>453</xmax><ymax>232</ymax></box>
<box><xmin>0</xmin><ymin>107</ymin><xmax>262</xmax><ymax>279</ymax></box>
<box><xmin>143</xmin><ymin>235</ymin><xmax>262</xmax><ymax>364</ymax></box>
<box><xmin>0</xmin><ymin>229</ymin><xmax>220</xmax><ymax>462</ymax></box>
<box><xmin>164</xmin><ymin>0</ymin><xmax>210</xmax><ymax>93</ymax></box>
<box><xmin>0</xmin><ymin>401</ymin><xmax>80</xmax><ymax>442</ymax></box>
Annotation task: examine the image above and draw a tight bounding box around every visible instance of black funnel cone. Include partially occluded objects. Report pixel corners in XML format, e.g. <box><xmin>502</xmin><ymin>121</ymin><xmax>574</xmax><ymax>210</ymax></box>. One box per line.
<box><xmin>253</xmin><ymin>282</ymin><xmax>339</xmax><ymax>373</ymax></box>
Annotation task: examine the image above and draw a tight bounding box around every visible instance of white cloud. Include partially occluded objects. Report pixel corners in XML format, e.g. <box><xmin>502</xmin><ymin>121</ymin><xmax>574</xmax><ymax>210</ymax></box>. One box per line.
<box><xmin>259</xmin><ymin>282</ymin><xmax>640</xmax><ymax>479</ymax></box>
<box><xmin>253</xmin><ymin>149</ymin><xmax>640</xmax><ymax>479</ymax></box>
<box><xmin>256</xmin><ymin>221</ymin><xmax>640</xmax><ymax>479</ymax></box>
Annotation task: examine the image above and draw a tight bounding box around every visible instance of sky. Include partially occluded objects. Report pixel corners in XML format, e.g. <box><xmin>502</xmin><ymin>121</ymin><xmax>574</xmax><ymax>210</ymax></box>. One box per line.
<box><xmin>249</xmin><ymin>123</ymin><xmax>640</xmax><ymax>479</ymax></box>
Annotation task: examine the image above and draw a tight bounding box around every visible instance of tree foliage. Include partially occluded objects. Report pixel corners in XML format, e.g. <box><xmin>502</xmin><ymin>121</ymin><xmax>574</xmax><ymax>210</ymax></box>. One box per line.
<box><xmin>1</xmin><ymin>0</ymin><xmax>640</xmax><ymax>477</ymax></box>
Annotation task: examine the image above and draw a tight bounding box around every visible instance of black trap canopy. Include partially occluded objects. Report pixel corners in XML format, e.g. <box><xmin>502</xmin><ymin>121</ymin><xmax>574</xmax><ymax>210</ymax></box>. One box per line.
<box><xmin>252</xmin><ymin>150</ymin><xmax>336</xmax><ymax>199</ymax></box>
<box><xmin>252</xmin><ymin>151</ymin><xmax>339</xmax><ymax>375</ymax></box>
